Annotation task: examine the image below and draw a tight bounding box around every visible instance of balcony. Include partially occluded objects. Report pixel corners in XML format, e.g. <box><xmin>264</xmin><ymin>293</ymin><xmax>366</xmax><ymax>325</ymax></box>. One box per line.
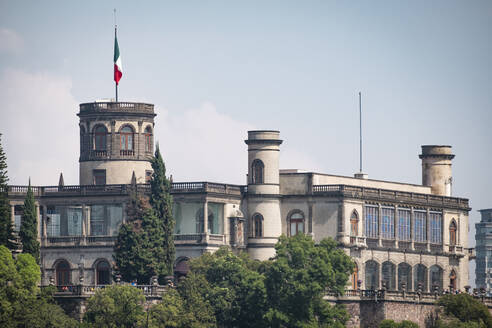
<box><xmin>173</xmin><ymin>233</ymin><xmax>226</xmax><ymax>245</ymax></box>
<box><xmin>312</xmin><ymin>184</ymin><xmax>470</xmax><ymax>210</ymax></box>
<box><xmin>120</xmin><ymin>149</ymin><xmax>135</xmax><ymax>156</ymax></box>
<box><xmin>44</xmin><ymin>236</ymin><xmax>117</xmax><ymax>247</ymax></box>
<box><xmin>79</xmin><ymin>102</ymin><xmax>155</xmax><ymax>115</ymax></box>
<box><xmin>349</xmin><ymin>236</ymin><xmax>367</xmax><ymax>248</ymax></box>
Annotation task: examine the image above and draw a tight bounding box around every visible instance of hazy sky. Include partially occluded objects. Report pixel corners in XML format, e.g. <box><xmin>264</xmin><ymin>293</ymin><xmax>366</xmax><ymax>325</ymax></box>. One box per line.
<box><xmin>0</xmin><ymin>1</ymin><xmax>490</xmax><ymax>284</ymax></box>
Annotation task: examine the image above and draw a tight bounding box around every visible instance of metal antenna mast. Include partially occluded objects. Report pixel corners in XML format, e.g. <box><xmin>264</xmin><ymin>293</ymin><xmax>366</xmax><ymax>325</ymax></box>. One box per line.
<box><xmin>359</xmin><ymin>92</ymin><xmax>362</xmax><ymax>173</ymax></box>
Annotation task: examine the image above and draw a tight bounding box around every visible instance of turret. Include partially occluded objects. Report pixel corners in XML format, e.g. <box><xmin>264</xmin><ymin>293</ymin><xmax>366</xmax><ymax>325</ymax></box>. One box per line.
<box><xmin>245</xmin><ymin>130</ymin><xmax>282</xmax><ymax>260</ymax></box>
<box><xmin>78</xmin><ymin>101</ymin><xmax>156</xmax><ymax>185</ymax></box>
<box><xmin>419</xmin><ymin>145</ymin><xmax>454</xmax><ymax>196</ymax></box>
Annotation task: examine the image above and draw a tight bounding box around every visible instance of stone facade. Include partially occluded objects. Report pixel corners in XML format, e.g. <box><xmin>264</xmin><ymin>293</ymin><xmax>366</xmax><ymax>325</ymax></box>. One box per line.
<box><xmin>6</xmin><ymin>100</ymin><xmax>476</xmax><ymax>325</ymax></box>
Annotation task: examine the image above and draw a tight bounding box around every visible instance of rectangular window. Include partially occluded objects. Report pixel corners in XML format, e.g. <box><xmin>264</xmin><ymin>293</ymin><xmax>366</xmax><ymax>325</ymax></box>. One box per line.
<box><xmin>46</xmin><ymin>206</ymin><xmax>60</xmax><ymax>236</ymax></box>
<box><xmin>67</xmin><ymin>207</ymin><xmax>83</xmax><ymax>236</ymax></box>
<box><xmin>90</xmin><ymin>204</ymin><xmax>123</xmax><ymax>236</ymax></box>
<box><xmin>93</xmin><ymin>170</ymin><xmax>106</xmax><ymax>185</ymax></box>
<box><xmin>381</xmin><ymin>207</ymin><xmax>395</xmax><ymax>239</ymax></box>
<box><xmin>414</xmin><ymin>211</ymin><xmax>427</xmax><ymax>242</ymax></box>
<box><xmin>429</xmin><ymin>212</ymin><xmax>442</xmax><ymax>244</ymax></box>
<box><xmin>398</xmin><ymin>209</ymin><xmax>411</xmax><ymax>241</ymax></box>
<box><xmin>14</xmin><ymin>205</ymin><xmax>23</xmax><ymax>232</ymax></box>
<box><xmin>365</xmin><ymin>206</ymin><xmax>379</xmax><ymax>238</ymax></box>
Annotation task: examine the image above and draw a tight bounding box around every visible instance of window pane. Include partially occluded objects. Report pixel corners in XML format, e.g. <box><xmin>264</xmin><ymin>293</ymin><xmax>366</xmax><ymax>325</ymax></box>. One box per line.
<box><xmin>414</xmin><ymin>211</ymin><xmax>427</xmax><ymax>242</ymax></box>
<box><xmin>430</xmin><ymin>213</ymin><xmax>442</xmax><ymax>244</ymax></box>
<box><xmin>365</xmin><ymin>206</ymin><xmax>379</xmax><ymax>238</ymax></box>
<box><xmin>398</xmin><ymin>210</ymin><xmax>411</xmax><ymax>241</ymax></box>
<box><xmin>90</xmin><ymin>205</ymin><xmax>105</xmax><ymax>235</ymax></box>
<box><xmin>67</xmin><ymin>207</ymin><xmax>82</xmax><ymax>236</ymax></box>
<box><xmin>381</xmin><ymin>208</ymin><xmax>394</xmax><ymax>239</ymax></box>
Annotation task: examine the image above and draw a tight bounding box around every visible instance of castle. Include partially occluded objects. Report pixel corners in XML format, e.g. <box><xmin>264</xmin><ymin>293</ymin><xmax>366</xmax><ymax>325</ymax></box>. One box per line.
<box><xmin>7</xmin><ymin>100</ymin><xmax>473</xmax><ymax>296</ymax></box>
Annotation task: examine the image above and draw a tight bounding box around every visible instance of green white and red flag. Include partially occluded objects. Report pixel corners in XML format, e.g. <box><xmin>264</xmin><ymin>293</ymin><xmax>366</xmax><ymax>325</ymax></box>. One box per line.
<box><xmin>114</xmin><ymin>33</ymin><xmax>122</xmax><ymax>85</ymax></box>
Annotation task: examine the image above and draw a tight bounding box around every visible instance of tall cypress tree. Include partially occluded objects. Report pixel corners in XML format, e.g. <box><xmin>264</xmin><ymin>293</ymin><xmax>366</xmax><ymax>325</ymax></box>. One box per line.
<box><xmin>0</xmin><ymin>133</ymin><xmax>15</xmax><ymax>249</ymax></box>
<box><xmin>20</xmin><ymin>181</ymin><xmax>40</xmax><ymax>262</ymax></box>
<box><xmin>114</xmin><ymin>145</ymin><xmax>175</xmax><ymax>283</ymax></box>
<box><xmin>149</xmin><ymin>145</ymin><xmax>175</xmax><ymax>277</ymax></box>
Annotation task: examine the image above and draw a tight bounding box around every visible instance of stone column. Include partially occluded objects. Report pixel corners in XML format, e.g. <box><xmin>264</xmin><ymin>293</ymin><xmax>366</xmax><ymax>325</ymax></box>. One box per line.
<box><xmin>85</xmin><ymin>206</ymin><xmax>91</xmax><ymax>236</ymax></box>
<box><xmin>42</xmin><ymin>205</ymin><xmax>47</xmax><ymax>238</ymax></box>
<box><xmin>203</xmin><ymin>201</ymin><xmax>209</xmax><ymax>242</ymax></box>
<box><xmin>378</xmin><ymin>262</ymin><xmax>383</xmax><ymax>289</ymax></box>
<box><xmin>410</xmin><ymin>207</ymin><xmax>415</xmax><ymax>250</ymax></box>
<box><xmin>137</xmin><ymin>121</ymin><xmax>143</xmax><ymax>160</ymax></box>
<box><xmin>308</xmin><ymin>201</ymin><xmax>314</xmax><ymax>235</ymax></box>
<box><xmin>378</xmin><ymin>204</ymin><xmax>382</xmax><ymax>247</ymax></box>
<box><xmin>426</xmin><ymin>208</ymin><xmax>431</xmax><ymax>251</ymax></box>
<box><xmin>10</xmin><ymin>204</ymin><xmax>15</xmax><ymax>230</ymax></box>
<box><xmin>395</xmin><ymin>263</ymin><xmax>399</xmax><ymax>291</ymax></box>
<box><xmin>36</xmin><ymin>204</ymin><xmax>41</xmax><ymax>240</ymax></box>
<box><xmin>394</xmin><ymin>205</ymin><xmax>399</xmax><ymax>248</ymax></box>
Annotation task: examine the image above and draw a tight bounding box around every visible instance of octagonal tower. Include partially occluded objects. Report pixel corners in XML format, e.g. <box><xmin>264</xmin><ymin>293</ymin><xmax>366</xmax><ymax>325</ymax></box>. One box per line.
<box><xmin>78</xmin><ymin>101</ymin><xmax>156</xmax><ymax>185</ymax></box>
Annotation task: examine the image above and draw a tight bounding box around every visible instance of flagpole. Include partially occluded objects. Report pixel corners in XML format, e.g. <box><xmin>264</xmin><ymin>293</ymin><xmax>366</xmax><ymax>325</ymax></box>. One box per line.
<box><xmin>115</xmin><ymin>26</ymin><xmax>118</xmax><ymax>103</ymax></box>
<box><xmin>114</xmin><ymin>9</ymin><xmax>118</xmax><ymax>103</ymax></box>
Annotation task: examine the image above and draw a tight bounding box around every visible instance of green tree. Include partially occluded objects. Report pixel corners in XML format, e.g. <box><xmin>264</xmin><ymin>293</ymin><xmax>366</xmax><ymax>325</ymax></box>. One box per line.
<box><xmin>189</xmin><ymin>247</ymin><xmax>268</xmax><ymax>328</ymax></box>
<box><xmin>84</xmin><ymin>285</ymin><xmax>146</xmax><ymax>328</ymax></box>
<box><xmin>114</xmin><ymin>146</ymin><xmax>175</xmax><ymax>284</ymax></box>
<box><xmin>20</xmin><ymin>181</ymin><xmax>40</xmax><ymax>262</ymax></box>
<box><xmin>0</xmin><ymin>133</ymin><xmax>15</xmax><ymax>250</ymax></box>
<box><xmin>432</xmin><ymin>294</ymin><xmax>492</xmax><ymax>328</ymax></box>
<box><xmin>0</xmin><ymin>245</ymin><xmax>76</xmax><ymax>328</ymax></box>
<box><xmin>264</xmin><ymin>234</ymin><xmax>354</xmax><ymax>327</ymax></box>
<box><xmin>149</xmin><ymin>145</ymin><xmax>175</xmax><ymax>277</ymax></box>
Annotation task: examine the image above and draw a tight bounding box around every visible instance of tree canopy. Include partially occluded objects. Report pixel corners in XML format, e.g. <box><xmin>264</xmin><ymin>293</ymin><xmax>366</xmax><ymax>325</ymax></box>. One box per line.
<box><xmin>0</xmin><ymin>133</ymin><xmax>15</xmax><ymax>250</ymax></box>
<box><xmin>0</xmin><ymin>245</ymin><xmax>76</xmax><ymax>328</ymax></box>
<box><xmin>19</xmin><ymin>181</ymin><xmax>40</xmax><ymax>262</ymax></box>
<box><xmin>432</xmin><ymin>293</ymin><xmax>492</xmax><ymax>328</ymax></box>
<box><xmin>114</xmin><ymin>146</ymin><xmax>175</xmax><ymax>284</ymax></box>
<box><xmin>84</xmin><ymin>285</ymin><xmax>146</xmax><ymax>328</ymax></box>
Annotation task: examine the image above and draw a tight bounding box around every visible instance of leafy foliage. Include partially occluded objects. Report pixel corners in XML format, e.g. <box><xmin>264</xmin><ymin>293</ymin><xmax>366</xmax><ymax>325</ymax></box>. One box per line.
<box><xmin>264</xmin><ymin>234</ymin><xmax>354</xmax><ymax>327</ymax></box>
<box><xmin>0</xmin><ymin>134</ymin><xmax>15</xmax><ymax>250</ymax></box>
<box><xmin>189</xmin><ymin>248</ymin><xmax>268</xmax><ymax>327</ymax></box>
<box><xmin>432</xmin><ymin>294</ymin><xmax>492</xmax><ymax>328</ymax></box>
<box><xmin>149</xmin><ymin>145</ymin><xmax>175</xmax><ymax>277</ymax></box>
<box><xmin>20</xmin><ymin>182</ymin><xmax>40</xmax><ymax>262</ymax></box>
<box><xmin>380</xmin><ymin>319</ymin><xmax>419</xmax><ymax>328</ymax></box>
<box><xmin>84</xmin><ymin>285</ymin><xmax>146</xmax><ymax>328</ymax></box>
<box><xmin>114</xmin><ymin>146</ymin><xmax>175</xmax><ymax>284</ymax></box>
<box><xmin>0</xmin><ymin>245</ymin><xmax>76</xmax><ymax>327</ymax></box>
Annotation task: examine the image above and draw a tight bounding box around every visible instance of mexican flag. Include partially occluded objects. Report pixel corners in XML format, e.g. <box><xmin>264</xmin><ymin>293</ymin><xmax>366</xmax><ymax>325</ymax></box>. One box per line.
<box><xmin>114</xmin><ymin>34</ymin><xmax>122</xmax><ymax>85</ymax></box>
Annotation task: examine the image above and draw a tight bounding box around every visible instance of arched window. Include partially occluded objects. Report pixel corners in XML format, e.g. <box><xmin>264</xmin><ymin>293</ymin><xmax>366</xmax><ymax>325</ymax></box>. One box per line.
<box><xmin>382</xmin><ymin>261</ymin><xmax>396</xmax><ymax>290</ymax></box>
<box><xmin>430</xmin><ymin>265</ymin><xmax>443</xmax><ymax>292</ymax></box>
<box><xmin>398</xmin><ymin>263</ymin><xmax>412</xmax><ymax>291</ymax></box>
<box><xmin>174</xmin><ymin>258</ymin><xmax>190</xmax><ymax>278</ymax></box>
<box><xmin>96</xmin><ymin>260</ymin><xmax>111</xmax><ymax>285</ymax></box>
<box><xmin>94</xmin><ymin>126</ymin><xmax>107</xmax><ymax>151</ymax></box>
<box><xmin>350</xmin><ymin>210</ymin><xmax>358</xmax><ymax>244</ymax></box>
<box><xmin>289</xmin><ymin>211</ymin><xmax>305</xmax><ymax>236</ymax></box>
<box><xmin>144</xmin><ymin>126</ymin><xmax>153</xmax><ymax>153</ymax></box>
<box><xmin>252</xmin><ymin>213</ymin><xmax>263</xmax><ymax>237</ymax></box>
<box><xmin>120</xmin><ymin>126</ymin><xmax>134</xmax><ymax>153</ymax></box>
<box><xmin>414</xmin><ymin>264</ymin><xmax>428</xmax><ymax>292</ymax></box>
<box><xmin>251</xmin><ymin>159</ymin><xmax>264</xmax><ymax>184</ymax></box>
<box><xmin>365</xmin><ymin>261</ymin><xmax>379</xmax><ymax>290</ymax></box>
<box><xmin>196</xmin><ymin>209</ymin><xmax>214</xmax><ymax>234</ymax></box>
<box><xmin>55</xmin><ymin>260</ymin><xmax>71</xmax><ymax>286</ymax></box>
<box><xmin>449</xmin><ymin>220</ymin><xmax>457</xmax><ymax>246</ymax></box>
<box><xmin>351</xmin><ymin>264</ymin><xmax>359</xmax><ymax>289</ymax></box>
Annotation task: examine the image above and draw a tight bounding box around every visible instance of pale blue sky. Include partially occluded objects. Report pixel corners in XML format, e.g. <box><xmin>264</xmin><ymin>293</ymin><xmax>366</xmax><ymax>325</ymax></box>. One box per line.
<box><xmin>0</xmin><ymin>1</ymin><xmax>491</xmax><ymax>284</ymax></box>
